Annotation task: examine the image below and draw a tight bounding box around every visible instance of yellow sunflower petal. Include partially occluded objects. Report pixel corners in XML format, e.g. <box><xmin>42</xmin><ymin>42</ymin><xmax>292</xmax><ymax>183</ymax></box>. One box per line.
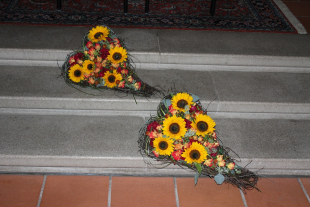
<box><xmin>181</xmin><ymin>142</ymin><xmax>208</xmax><ymax>164</ymax></box>
<box><xmin>82</xmin><ymin>60</ymin><xmax>95</xmax><ymax>74</ymax></box>
<box><xmin>162</xmin><ymin>115</ymin><xmax>187</xmax><ymax>140</ymax></box>
<box><xmin>192</xmin><ymin>114</ymin><xmax>216</xmax><ymax>136</ymax></box>
<box><xmin>171</xmin><ymin>93</ymin><xmax>194</xmax><ymax>112</ymax></box>
<box><xmin>153</xmin><ymin>137</ymin><xmax>175</xmax><ymax>156</ymax></box>
<box><xmin>88</xmin><ymin>26</ymin><xmax>109</xmax><ymax>43</ymax></box>
<box><xmin>107</xmin><ymin>46</ymin><xmax>127</xmax><ymax>64</ymax></box>
<box><xmin>68</xmin><ymin>64</ymin><xmax>84</xmax><ymax>83</ymax></box>
<box><xmin>103</xmin><ymin>70</ymin><xmax>122</xmax><ymax>88</ymax></box>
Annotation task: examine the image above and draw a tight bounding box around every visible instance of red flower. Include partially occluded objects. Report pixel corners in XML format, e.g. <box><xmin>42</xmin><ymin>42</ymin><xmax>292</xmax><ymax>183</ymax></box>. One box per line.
<box><xmin>116</xmin><ymin>67</ymin><xmax>122</xmax><ymax>74</ymax></box>
<box><xmin>147</xmin><ymin>121</ymin><xmax>160</xmax><ymax>132</ymax></box>
<box><xmin>88</xmin><ymin>48</ymin><xmax>95</xmax><ymax>56</ymax></box>
<box><xmin>74</xmin><ymin>52</ymin><xmax>84</xmax><ymax>61</ymax></box>
<box><xmin>121</xmin><ymin>69</ymin><xmax>128</xmax><ymax>75</ymax></box>
<box><xmin>184</xmin><ymin>119</ymin><xmax>192</xmax><ymax>129</ymax></box>
<box><xmin>86</xmin><ymin>41</ymin><xmax>93</xmax><ymax>49</ymax></box>
<box><xmin>189</xmin><ymin>105</ymin><xmax>199</xmax><ymax>113</ymax></box>
<box><xmin>95</xmin><ymin>43</ymin><xmax>101</xmax><ymax>51</ymax></box>
<box><xmin>106</xmin><ymin>37</ymin><xmax>113</xmax><ymax>43</ymax></box>
<box><xmin>152</xmin><ymin>150</ymin><xmax>159</xmax><ymax>157</ymax></box>
<box><xmin>99</xmin><ymin>68</ymin><xmax>109</xmax><ymax>77</ymax></box>
<box><xmin>172</xmin><ymin>150</ymin><xmax>182</xmax><ymax>161</ymax></box>
<box><xmin>69</xmin><ymin>56</ymin><xmax>76</xmax><ymax>66</ymax></box>
<box><xmin>100</xmin><ymin>48</ymin><xmax>110</xmax><ymax>60</ymax></box>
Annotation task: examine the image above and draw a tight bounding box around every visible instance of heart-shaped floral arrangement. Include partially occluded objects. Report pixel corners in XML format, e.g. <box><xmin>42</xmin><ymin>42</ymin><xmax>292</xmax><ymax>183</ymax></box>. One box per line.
<box><xmin>61</xmin><ymin>25</ymin><xmax>160</xmax><ymax>97</ymax></box>
<box><xmin>138</xmin><ymin>92</ymin><xmax>259</xmax><ymax>192</ymax></box>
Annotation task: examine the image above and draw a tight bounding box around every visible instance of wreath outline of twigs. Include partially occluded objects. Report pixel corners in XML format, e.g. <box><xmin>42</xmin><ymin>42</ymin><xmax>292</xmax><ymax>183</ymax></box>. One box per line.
<box><xmin>60</xmin><ymin>25</ymin><xmax>162</xmax><ymax>98</ymax></box>
<box><xmin>138</xmin><ymin>92</ymin><xmax>260</xmax><ymax>193</ymax></box>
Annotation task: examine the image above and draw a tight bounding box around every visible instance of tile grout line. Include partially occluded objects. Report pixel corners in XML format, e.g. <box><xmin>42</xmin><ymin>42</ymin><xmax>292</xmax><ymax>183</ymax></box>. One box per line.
<box><xmin>298</xmin><ymin>178</ymin><xmax>310</xmax><ymax>203</ymax></box>
<box><xmin>107</xmin><ymin>175</ymin><xmax>112</xmax><ymax>207</ymax></box>
<box><xmin>37</xmin><ymin>175</ymin><xmax>47</xmax><ymax>207</ymax></box>
<box><xmin>174</xmin><ymin>177</ymin><xmax>180</xmax><ymax>207</ymax></box>
<box><xmin>239</xmin><ymin>189</ymin><xmax>248</xmax><ymax>207</ymax></box>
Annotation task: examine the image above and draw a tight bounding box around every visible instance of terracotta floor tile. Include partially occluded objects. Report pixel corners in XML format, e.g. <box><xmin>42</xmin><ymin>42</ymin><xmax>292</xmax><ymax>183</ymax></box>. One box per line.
<box><xmin>111</xmin><ymin>177</ymin><xmax>176</xmax><ymax>207</ymax></box>
<box><xmin>0</xmin><ymin>175</ymin><xmax>44</xmax><ymax>207</ymax></box>
<box><xmin>283</xmin><ymin>2</ymin><xmax>310</xmax><ymax>16</ymax></box>
<box><xmin>244</xmin><ymin>178</ymin><xmax>310</xmax><ymax>207</ymax></box>
<box><xmin>300</xmin><ymin>178</ymin><xmax>310</xmax><ymax>198</ymax></box>
<box><xmin>40</xmin><ymin>175</ymin><xmax>109</xmax><ymax>207</ymax></box>
<box><xmin>296</xmin><ymin>17</ymin><xmax>310</xmax><ymax>32</ymax></box>
<box><xmin>177</xmin><ymin>177</ymin><xmax>244</xmax><ymax>207</ymax></box>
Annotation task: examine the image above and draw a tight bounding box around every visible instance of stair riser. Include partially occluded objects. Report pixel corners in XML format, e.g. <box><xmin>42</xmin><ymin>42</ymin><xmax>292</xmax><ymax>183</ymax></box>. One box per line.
<box><xmin>1</xmin><ymin>49</ymin><xmax>310</xmax><ymax>73</ymax></box>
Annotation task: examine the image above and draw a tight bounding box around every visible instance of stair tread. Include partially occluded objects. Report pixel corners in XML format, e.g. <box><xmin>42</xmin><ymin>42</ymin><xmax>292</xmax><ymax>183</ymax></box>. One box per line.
<box><xmin>1</xmin><ymin>24</ymin><xmax>310</xmax><ymax>57</ymax></box>
<box><xmin>1</xmin><ymin>65</ymin><xmax>310</xmax><ymax>115</ymax></box>
<box><xmin>0</xmin><ymin>113</ymin><xmax>309</xmax><ymax>174</ymax></box>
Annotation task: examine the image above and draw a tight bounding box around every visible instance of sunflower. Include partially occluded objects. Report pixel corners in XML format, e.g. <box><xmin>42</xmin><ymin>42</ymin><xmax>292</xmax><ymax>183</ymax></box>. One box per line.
<box><xmin>182</xmin><ymin>142</ymin><xmax>208</xmax><ymax>164</ymax></box>
<box><xmin>153</xmin><ymin>137</ymin><xmax>175</xmax><ymax>156</ymax></box>
<box><xmin>192</xmin><ymin>114</ymin><xmax>216</xmax><ymax>136</ymax></box>
<box><xmin>88</xmin><ymin>26</ymin><xmax>109</xmax><ymax>43</ymax></box>
<box><xmin>82</xmin><ymin>60</ymin><xmax>95</xmax><ymax>74</ymax></box>
<box><xmin>103</xmin><ymin>70</ymin><xmax>122</xmax><ymax>88</ymax></box>
<box><xmin>162</xmin><ymin>115</ymin><xmax>187</xmax><ymax>140</ymax></box>
<box><xmin>107</xmin><ymin>46</ymin><xmax>127</xmax><ymax>64</ymax></box>
<box><xmin>68</xmin><ymin>64</ymin><xmax>84</xmax><ymax>83</ymax></box>
<box><xmin>171</xmin><ymin>93</ymin><xmax>194</xmax><ymax>112</ymax></box>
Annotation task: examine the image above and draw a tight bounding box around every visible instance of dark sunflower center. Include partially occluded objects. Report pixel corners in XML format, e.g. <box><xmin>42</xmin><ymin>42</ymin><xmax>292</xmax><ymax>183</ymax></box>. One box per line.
<box><xmin>197</xmin><ymin>121</ymin><xmax>208</xmax><ymax>132</ymax></box>
<box><xmin>169</xmin><ymin>123</ymin><xmax>180</xmax><ymax>134</ymax></box>
<box><xmin>87</xmin><ymin>64</ymin><xmax>93</xmax><ymax>71</ymax></box>
<box><xmin>74</xmin><ymin>70</ymin><xmax>82</xmax><ymax>77</ymax></box>
<box><xmin>190</xmin><ymin>150</ymin><xmax>201</xmax><ymax>160</ymax></box>
<box><xmin>177</xmin><ymin>99</ymin><xmax>188</xmax><ymax>109</ymax></box>
<box><xmin>159</xmin><ymin>141</ymin><xmax>168</xmax><ymax>150</ymax></box>
<box><xmin>112</xmin><ymin>52</ymin><xmax>122</xmax><ymax>61</ymax></box>
<box><xmin>108</xmin><ymin>75</ymin><xmax>116</xmax><ymax>83</ymax></box>
<box><xmin>94</xmin><ymin>32</ymin><xmax>103</xmax><ymax>39</ymax></box>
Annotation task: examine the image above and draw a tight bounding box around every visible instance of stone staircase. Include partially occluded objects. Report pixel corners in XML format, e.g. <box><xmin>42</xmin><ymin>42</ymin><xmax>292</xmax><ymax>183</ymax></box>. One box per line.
<box><xmin>0</xmin><ymin>24</ymin><xmax>310</xmax><ymax>176</ymax></box>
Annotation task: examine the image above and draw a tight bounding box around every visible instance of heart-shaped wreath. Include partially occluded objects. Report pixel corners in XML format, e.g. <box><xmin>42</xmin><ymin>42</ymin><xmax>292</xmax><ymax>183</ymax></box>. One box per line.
<box><xmin>138</xmin><ymin>92</ymin><xmax>260</xmax><ymax>192</ymax></box>
<box><xmin>61</xmin><ymin>25</ymin><xmax>160</xmax><ymax>97</ymax></box>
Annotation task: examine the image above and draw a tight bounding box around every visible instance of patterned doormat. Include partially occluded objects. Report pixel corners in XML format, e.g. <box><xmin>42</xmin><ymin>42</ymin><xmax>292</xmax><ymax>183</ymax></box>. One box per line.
<box><xmin>0</xmin><ymin>0</ymin><xmax>298</xmax><ymax>33</ymax></box>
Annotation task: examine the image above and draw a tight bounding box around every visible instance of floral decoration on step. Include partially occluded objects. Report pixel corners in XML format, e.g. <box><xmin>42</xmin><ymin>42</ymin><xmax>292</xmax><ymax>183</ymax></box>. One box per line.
<box><xmin>138</xmin><ymin>92</ymin><xmax>260</xmax><ymax>192</ymax></box>
<box><xmin>61</xmin><ymin>25</ymin><xmax>160</xmax><ymax>97</ymax></box>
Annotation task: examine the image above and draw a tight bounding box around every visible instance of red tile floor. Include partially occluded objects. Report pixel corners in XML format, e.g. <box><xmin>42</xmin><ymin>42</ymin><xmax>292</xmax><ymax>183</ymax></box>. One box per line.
<box><xmin>283</xmin><ymin>0</ymin><xmax>310</xmax><ymax>32</ymax></box>
<box><xmin>0</xmin><ymin>174</ymin><xmax>310</xmax><ymax>207</ymax></box>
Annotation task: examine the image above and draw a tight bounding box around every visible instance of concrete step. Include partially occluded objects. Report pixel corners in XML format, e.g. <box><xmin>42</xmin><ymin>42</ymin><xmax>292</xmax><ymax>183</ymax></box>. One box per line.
<box><xmin>1</xmin><ymin>25</ymin><xmax>310</xmax><ymax>73</ymax></box>
<box><xmin>0</xmin><ymin>113</ymin><xmax>309</xmax><ymax>176</ymax></box>
<box><xmin>1</xmin><ymin>65</ymin><xmax>310</xmax><ymax>118</ymax></box>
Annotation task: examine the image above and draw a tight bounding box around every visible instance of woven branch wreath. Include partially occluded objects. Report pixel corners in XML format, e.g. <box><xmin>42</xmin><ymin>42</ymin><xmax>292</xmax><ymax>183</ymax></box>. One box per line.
<box><xmin>138</xmin><ymin>92</ymin><xmax>260</xmax><ymax>192</ymax></box>
<box><xmin>61</xmin><ymin>25</ymin><xmax>160</xmax><ymax>97</ymax></box>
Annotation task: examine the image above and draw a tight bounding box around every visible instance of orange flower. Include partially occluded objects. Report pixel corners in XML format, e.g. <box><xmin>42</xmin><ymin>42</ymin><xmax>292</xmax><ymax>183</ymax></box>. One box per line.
<box><xmin>112</xmin><ymin>62</ymin><xmax>119</xmax><ymax>68</ymax></box>
<box><xmin>149</xmin><ymin>131</ymin><xmax>158</xmax><ymax>138</ymax></box>
<box><xmin>156</xmin><ymin>125</ymin><xmax>162</xmax><ymax>131</ymax></box>
<box><xmin>217</xmin><ymin>155</ymin><xmax>223</xmax><ymax>162</ymax></box>
<box><xmin>95</xmin><ymin>43</ymin><xmax>101</xmax><ymax>51</ymax></box>
<box><xmin>118</xmin><ymin>81</ymin><xmax>125</xmax><ymax>88</ymax></box>
<box><xmin>127</xmin><ymin>76</ymin><xmax>133</xmax><ymax>83</ymax></box>
<box><xmin>153</xmin><ymin>150</ymin><xmax>159</xmax><ymax>157</ymax></box>
<box><xmin>121</xmin><ymin>69</ymin><xmax>128</xmax><ymax>75</ymax></box>
<box><xmin>88</xmin><ymin>78</ymin><xmax>95</xmax><ymax>84</ymax></box>
<box><xmin>227</xmin><ymin>162</ymin><xmax>235</xmax><ymax>170</ymax></box>
<box><xmin>183</xmin><ymin>142</ymin><xmax>191</xmax><ymax>149</ymax></box>
<box><xmin>172</xmin><ymin>150</ymin><xmax>182</xmax><ymax>161</ymax></box>
<box><xmin>96</xmin><ymin>56</ymin><xmax>103</xmax><ymax>63</ymax></box>
<box><xmin>218</xmin><ymin>160</ymin><xmax>226</xmax><ymax>167</ymax></box>
<box><xmin>134</xmin><ymin>82</ymin><xmax>141</xmax><ymax>90</ymax></box>
<box><xmin>204</xmin><ymin>158</ymin><xmax>213</xmax><ymax>167</ymax></box>
<box><xmin>69</xmin><ymin>56</ymin><xmax>75</xmax><ymax>65</ymax></box>
<box><xmin>88</xmin><ymin>48</ymin><xmax>95</xmax><ymax>56</ymax></box>
<box><xmin>174</xmin><ymin>143</ymin><xmax>183</xmax><ymax>150</ymax></box>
